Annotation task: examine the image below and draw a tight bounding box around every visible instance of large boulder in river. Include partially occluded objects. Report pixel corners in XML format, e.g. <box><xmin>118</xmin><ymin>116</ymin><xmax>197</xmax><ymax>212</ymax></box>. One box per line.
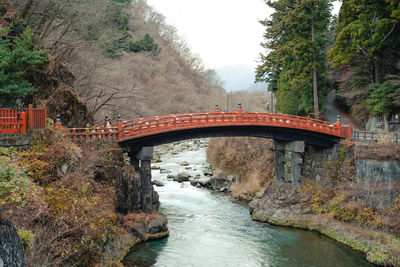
<box><xmin>198</xmin><ymin>178</ymin><xmax>211</xmax><ymax>188</ymax></box>
<box><xmin>174</xmin><ymin>172</ymin><xmax>191</xmax><ymax>182</ymax></box>
<box><xmin>210</xmin><ymin>172</ymin><xmax>233</xmax><ymax>191</ymax></box>
<box><xmin>190</xmin><ymin>178</ymin><xmax>199</xmax><ymax>186</ymax></box>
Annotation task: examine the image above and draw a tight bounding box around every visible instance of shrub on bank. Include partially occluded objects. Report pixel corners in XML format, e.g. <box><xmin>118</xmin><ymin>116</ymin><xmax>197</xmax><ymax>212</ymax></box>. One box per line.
<box><xmin>1</xmin><ymin>129</ymin><xmax>124</xmax><ymax>266</ymax></box>
<box><xmin>207</xmin><ymin>137</ymin><xmax>274</xmax><ymax>199</ymax></box>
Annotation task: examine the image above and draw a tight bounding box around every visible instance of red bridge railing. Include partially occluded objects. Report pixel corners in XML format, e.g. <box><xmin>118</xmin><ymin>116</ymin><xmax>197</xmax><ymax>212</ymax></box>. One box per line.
<box><xmin>0</xmin><ymin>109</ymin><xmax>27</xmax><ymax>134</ymax></box>
<box><xmin>0</xmin><ymin>105</ymin><xmax>46</xmax><ymax>134</ymax></box>
<box><xmin>65</xmin><ymin>108</ymin><xmax>352</xmax><ymax>142</ymax></box>
<box><xmin>0</xmin><ymin>105</ymin><xmax>352</xmax><ymax>141</ymax></box>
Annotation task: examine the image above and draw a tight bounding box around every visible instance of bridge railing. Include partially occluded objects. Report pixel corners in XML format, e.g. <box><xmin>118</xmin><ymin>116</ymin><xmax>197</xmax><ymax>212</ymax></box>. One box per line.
<box><xmin>0</xmin><ymin>109</ymin><xmax>27</xmax><ymax>134</ymax></box>
<box><xmin>119</xmin><ymin>111</ymin><xmax>345</xmax><ymax>141</ymax></box>
<box><xmin>65</xmin><ymin>126</ymin><xmax>120</xmax><ymax>141</ymax></box>
<box><xmin>352</xmin><ymin>131</ymin><xmax>399</xmax><ymax>143</ymax></box>
<box><xmin>0</xmin><ymin>105</ymin><xmax>47</xmax><ymax>134</ymax></box>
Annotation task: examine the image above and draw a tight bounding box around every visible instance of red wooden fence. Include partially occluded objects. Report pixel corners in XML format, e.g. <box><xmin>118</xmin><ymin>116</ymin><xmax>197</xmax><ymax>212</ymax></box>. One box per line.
<box><xmin>0</xmin><ymin>105</ymin><xmax>46</xmax><ymax>134</ymax></box>
<box><xmin>27</xmin><ymin>104</ymin><xmax>47</xmax><ymax>130</ymax></box>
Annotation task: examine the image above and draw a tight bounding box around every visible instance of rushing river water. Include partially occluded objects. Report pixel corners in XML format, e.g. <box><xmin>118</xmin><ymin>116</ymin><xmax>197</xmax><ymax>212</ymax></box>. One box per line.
<box><xmin>125</xmin><ymin>140</ymin><xmax>373</xmax><ymax>267</ymax></box>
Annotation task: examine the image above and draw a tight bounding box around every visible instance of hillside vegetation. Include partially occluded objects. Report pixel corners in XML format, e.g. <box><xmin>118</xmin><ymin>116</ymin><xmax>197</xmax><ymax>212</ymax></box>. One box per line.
<box><xmin>5</xmin><ymin>0</ymin><xmax>226</xmax><ymax>121</ymax></box>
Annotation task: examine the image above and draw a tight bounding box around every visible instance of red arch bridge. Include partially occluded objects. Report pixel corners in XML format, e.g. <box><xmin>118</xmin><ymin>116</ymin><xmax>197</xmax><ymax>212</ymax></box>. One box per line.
<box><xmin>62</xmin><ymin>107</ymin><xmax>352</xmax><ymax>149</ymax></box>
<box><xmin>0</xmin><ymin>105</ymin><xmax>352</xmax><ymax>149</ymax></box>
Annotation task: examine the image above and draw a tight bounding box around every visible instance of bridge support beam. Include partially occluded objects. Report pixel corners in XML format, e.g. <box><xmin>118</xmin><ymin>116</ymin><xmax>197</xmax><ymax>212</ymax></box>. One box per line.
<box><xmin>128</xmin><ymin>147</ymin><xmax>157</xmax><ymax>213</ymax></box>
<box><xmin>273</xmin><ymin>140</ymin><xmax>305</xmax><ymax>186</ymax></box>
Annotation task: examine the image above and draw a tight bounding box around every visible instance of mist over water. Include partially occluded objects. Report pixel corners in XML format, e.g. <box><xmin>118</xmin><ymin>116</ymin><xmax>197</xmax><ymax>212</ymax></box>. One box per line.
<box><xmin>125</xmin><ymin>141</ymin><xmax>372</xmax><ymax>267</ymax></box>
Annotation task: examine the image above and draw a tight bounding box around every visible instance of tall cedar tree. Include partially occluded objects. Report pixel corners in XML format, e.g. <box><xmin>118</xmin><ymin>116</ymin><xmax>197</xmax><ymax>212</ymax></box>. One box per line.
<box><xmin>328</xmin><ymin>0</ymin><xmax>400</xmax><ymax>118</ymax></box>
<box><xmin>256</xmin><ymin>0</ymin><xmax>332</xmax><ymax>116</ymax></box>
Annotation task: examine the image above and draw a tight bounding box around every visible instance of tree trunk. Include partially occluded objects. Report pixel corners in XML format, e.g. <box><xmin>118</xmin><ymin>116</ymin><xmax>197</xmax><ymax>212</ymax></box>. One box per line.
<box><xmin>311</xmin><ymin>2</ymin><xmax>319</xmax><ymax>119</ymax></box>
<box><xmin>20</xmin><ymin>0</ymin><xmax>34</xmax><ymax>19</ymax></box>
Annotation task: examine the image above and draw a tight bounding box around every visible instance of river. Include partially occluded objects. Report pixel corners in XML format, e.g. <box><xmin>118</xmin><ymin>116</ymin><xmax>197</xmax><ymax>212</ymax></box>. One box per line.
<box><xmin>124</xmin><ymin>140</ymin><xmax>373</xmax><ymax>267</ymax></box>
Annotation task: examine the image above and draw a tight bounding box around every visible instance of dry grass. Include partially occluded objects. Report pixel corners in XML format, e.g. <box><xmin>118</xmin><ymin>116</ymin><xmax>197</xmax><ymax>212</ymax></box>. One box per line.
<box><xmin>354</xmin><ymin>142</ymin><xmax>400</xmax><ymax>162</ymax></box>
<box><xmin>207</xmin><ymin>137</ymin><xmax>274</xmax><ymax>199</ymax></box>
<box><xmin>3</xmin><ymin>129</ymin><xmax>123</xmax><ymax>266</ymax></box>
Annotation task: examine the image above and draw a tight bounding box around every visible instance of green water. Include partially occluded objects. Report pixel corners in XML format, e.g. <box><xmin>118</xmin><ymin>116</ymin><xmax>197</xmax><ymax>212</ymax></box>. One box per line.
<box><xmin>125</xmin><ymin>142</ymin><xmax>374</xmax><ymax>267</ymax></box>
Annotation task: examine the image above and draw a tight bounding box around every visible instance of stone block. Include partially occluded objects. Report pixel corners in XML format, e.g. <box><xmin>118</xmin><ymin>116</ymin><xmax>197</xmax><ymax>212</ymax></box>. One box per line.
<box><xmin>136</xmin><ymin>147</ymin><xmax>154</xmax><ymax>160</ymax></box>
<box><xmin>273</xmin><ymin>140</ymin><xmax>305</xmax><ymax>153</ymax></box>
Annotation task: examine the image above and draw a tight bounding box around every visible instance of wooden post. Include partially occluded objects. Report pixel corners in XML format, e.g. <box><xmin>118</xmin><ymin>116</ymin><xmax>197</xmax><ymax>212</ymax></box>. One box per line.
<box><xmin>28</xmin><ymin>104</ymin><xmax>33</xmax><ymax>130</ymax></box>
<box><xmin>42</xmin><ymin>104</ymin><xmax>46</xmax><ymax>128</ymax></box>
<box><xmin>20</xmin><ymin>111</ymin><xmax>27</xmax><ymax>133</ymax></box>
<box><xmin>117</xmin><ymin>122</ymin><xmax>123</xmax><ymax>141</ymax></box>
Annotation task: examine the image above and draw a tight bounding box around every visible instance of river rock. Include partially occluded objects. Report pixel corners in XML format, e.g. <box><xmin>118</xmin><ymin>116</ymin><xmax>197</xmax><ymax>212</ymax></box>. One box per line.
<box><xmin>160</xmin><ymin>168</ymin><xmax>171</xmax><ymax>174</ymax></box>
<box><xmin>180</xmin><ymin>161</ymin><xmax>190</xmax><ymax>166</ymax></box>
<box><xmin>152</xmin><ymin>180</ymin><xmax>165</xmax><ymax>187</ymax></box>
<box><xmin>146</xmin><ymin>213</ymin><xmax>168</xmax><ymax>234</ymax></box>
<box><xmin>174</xmin><ymin>172</ymin><xmax>191</xmax><ymax>182</ymax></box>
<box><xmin>122</xmin><ymin>212</ymin><xmax>168</xmax><ymax>240</ymax></box>
<box><xmin>151</xmin><ymin>165</ymin><xmax>161</xmax><ymax>170</ymax></box>
<box><xmin>249</xmin><ymin>183</ymin><xmax>312</xmax><ymax>223</ymax></box>
<box><xmin>185</xmin><ymin>167</ymin><xmax>192</xmax><ymax>170</ymax></box>
<box><xmin>210</xmin><ymin>172</ymin><xmax>232</xmax><ymax>191</ymax></box>
<box><xmin>198</xmin><ymin>178</ymin><xmax>211</xmax><ymax>188</ymax></box>
<box><xmin>190</xmin><ymin>179</ymin><xmax>199</xmax><ymax>186</ymax></box>
<box><xmin>167</xmin><ymin>174</ymin><xmax>175</xmax><ymax>179</ymax></box>
<box><xmin>203</xmin><ymin>165</ymin><xmax>214</xmax><ymax>177</ymax></box>
<box><xmin>152</xmin><ymin>158</ymin><xmax>162</xmax><ymax>163</ymax></box>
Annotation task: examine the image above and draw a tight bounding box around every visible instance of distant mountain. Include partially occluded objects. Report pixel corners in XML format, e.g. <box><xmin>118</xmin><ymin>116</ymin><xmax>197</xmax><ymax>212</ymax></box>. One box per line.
<box><xmin>246</xmin><ymin>82</ymin><xmax>267</xmax><ymax>92</ymax></box>
<box><xmin>217</xmin><ymin>64</ymin><xmax>265</xmax><ymax>92</ymax></box>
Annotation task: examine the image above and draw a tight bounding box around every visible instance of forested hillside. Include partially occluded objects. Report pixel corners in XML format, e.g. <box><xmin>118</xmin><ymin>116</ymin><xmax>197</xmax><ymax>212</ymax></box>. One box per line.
<box><xmin>329</xmin><ymin>0</ymin><xmax>400</xmax><ymax>126</ymax></box>
<box><xmin>5</xmin><ymin>0</ymin><xmax>226</xmax><ymax>121</ymax></box>
<box><xmin>256</xmin><ymin>0</ymin><xmax>400</xmax><ymax>125</ymax></box>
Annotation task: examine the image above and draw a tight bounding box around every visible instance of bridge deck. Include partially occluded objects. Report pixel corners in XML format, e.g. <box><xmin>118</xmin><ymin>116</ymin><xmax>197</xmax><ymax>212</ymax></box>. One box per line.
<box><xmin>64</xmin><ymin>111</ymin><xmax>352</xmax><ymax>146</ymax></box>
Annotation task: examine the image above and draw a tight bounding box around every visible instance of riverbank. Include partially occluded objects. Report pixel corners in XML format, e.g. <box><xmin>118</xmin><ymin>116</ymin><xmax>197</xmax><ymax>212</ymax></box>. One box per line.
<box><xmin>249</xmin><ymin>183</ymin><xmax>400</xmax><ymax>266</ymax></box>
<box><xmin>0</xmin><ymin>129</ymin><xmax>168</xmax><ymax>266</ymax></box>
<box><xmin>207</xmin><ymin>137</ymin><xmax>400</xmax><ymax>267</ymax></box>
<box><xmin>126</xmin><ymin>139</ymin><xmax>371</xmax><ymax>266</ymax></box>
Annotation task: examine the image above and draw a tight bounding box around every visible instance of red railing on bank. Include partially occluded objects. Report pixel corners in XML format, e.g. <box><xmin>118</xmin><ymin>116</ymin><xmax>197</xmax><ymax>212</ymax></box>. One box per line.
<box><xmin>64</xmin><ymin>108</ymin><xmax>352</xmax><ymax>142</ymax></box>
<box><xmin>0</xmin><ymin>105</ymin><xmax>46</xmax><ymax>134</ymax></box>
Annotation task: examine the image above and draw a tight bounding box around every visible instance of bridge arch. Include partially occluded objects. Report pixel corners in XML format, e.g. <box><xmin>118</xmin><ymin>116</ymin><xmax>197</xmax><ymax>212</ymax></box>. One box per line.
<box><xmin>66</xmin><ymin>109</ymin><xmax>352</xmax><ymax>150</ymax></box>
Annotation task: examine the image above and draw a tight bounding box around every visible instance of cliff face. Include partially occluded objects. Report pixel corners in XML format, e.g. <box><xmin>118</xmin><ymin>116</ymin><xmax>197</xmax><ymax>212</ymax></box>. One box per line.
<box><xmin>28</xmin><ymin>56</ymin><xmax>93</xmax><ymax>127</ymax></box>
<box><xmin>0</xmin><ymin>209</ymin><xmax>26</xmax><ymax>267</ymax></box>
<box><xmin>0</xmin><ymin>129</ymin><xmax>167</xmax><ymax>266</ymax></box>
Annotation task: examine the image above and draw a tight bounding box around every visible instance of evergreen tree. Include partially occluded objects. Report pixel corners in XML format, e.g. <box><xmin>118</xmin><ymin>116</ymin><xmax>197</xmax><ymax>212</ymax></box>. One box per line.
<box><xmin>328</xmin><ymin>0</ymin><xmax>400</xmax><ymax>118</ymax></box>
<box><xmin>0</xmin><ymin>25</ymin><xmax>48</xmax><ymax>107</ymax></box>
<box><xmin>256</xmin><ymin>0</ymin><xmax>332</xmax><ymax>116</ymax></box>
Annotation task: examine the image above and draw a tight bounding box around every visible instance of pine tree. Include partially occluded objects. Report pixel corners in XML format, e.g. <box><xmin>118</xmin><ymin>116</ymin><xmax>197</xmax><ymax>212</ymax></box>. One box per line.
<box><xmin>0</xmin><ymin>25</ymin><xmax>48</xmax><ymax>107</ymax></box>
<box><xmin>256</xmin><ymin>0</ymin><xmax>332</xmax><ymax>116</ymax></box>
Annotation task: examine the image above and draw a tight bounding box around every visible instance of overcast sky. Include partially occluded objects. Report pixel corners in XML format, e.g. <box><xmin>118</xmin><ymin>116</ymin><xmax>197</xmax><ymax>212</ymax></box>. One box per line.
<box><xmin>147</xmin><ymin>0</ymin><xmax>341</xmax><ymax>70</ymax></box>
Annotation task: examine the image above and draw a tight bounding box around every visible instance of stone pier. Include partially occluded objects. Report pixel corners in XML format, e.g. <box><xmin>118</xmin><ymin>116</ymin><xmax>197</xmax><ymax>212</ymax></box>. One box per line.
<box><xmin>128</xmin><ymin>147</ymin><xmax>158</xmax><ymax>213</ymax></box>
<box><xmin>273</xmin><ymin>140</ymin><xmax>305</xmax><ymax>186</ymax></box>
